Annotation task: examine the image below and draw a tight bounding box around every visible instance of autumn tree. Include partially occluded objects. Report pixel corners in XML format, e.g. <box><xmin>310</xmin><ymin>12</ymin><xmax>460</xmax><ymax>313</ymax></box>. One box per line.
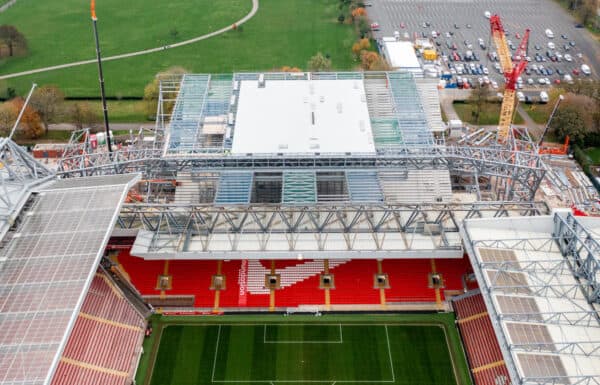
<box><xmin>29</xmin><ymin>85</ymin><xmax>64</xmax><ymax>135</ymax></box>
<box><xmin>359</xmin><ymin>50</ymin><xmax>386</xmax><ymax>70</ymax></box>
<box><xmin>578</xmin><ymin>0</ymin><xmax>597</xmax><ymax>26</ymax></box>
<box><xmin>9</xmin><ymin>98</ymin><xmax>43</xmax><ymax>139</ymax></box>
<box><xmin>143</xmin><ymin>66</ymin><xmax>189</xmax><ymax>117</ymax></box>
<box><xmin>308</xmin><ymin>52</ymin><xmax>332</xmax><ymax>72</ymax></box>
<box><xmin>351</xmin><ymin>7</ymin><xmax>366</xmax><ymax>19</ymax></box>
<box><xmin>0</xmin><ymin>25</ymin><xmax>28</xmax><ymax>58</ymax></box>
<box><xmin>280</xmin><ymin>66</ymin><xmax>302</xmax><ymax>72</ymax></box>
<box><xmin>352</xmin><ymin>38</ymin><xmax>371</xmax><ymax>57</ymax></box>
<box><xmin>69</xmin><ymin>102</ymin><xmax>100</xmax><ymax>130</ymax></box>
<box><xmin>0</xmin><ymin>102</ymin><xmax>16</xmax><ymax>137</ymax></box>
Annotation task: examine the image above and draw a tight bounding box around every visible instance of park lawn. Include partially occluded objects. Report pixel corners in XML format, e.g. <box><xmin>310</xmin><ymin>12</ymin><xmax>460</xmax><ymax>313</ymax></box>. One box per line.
<box><xmin>521</xmin><ymin>104</ymin><xmax>552</xmax><ymax>124</ymax></box>
<box><xmin>585</xmin><ymin>147</ymin><xmax>600</xmax><ymax>164</ymax></box>
<box><xmin>59</xmin><ymin>100</ymin><xmax>149</xmax><ymax>123</ymax></box>
<box><xmin>138</xmin><ymin>314</ymin><xmax>471</xmax><ymax>385</ymax></box>
<box><xmin>2</xmin><ymin>0</ymin><xmax>357</xmax><ymax>98</ymax></box>
<box><xmin>453</xmin><ymin>101</ymin><xmax>524</xmax><ymax>125</ymax></box>
<box><xmin>0</xmin><ymin>0</ymin><xmax>250</xmax><ymax>73</ymax></box>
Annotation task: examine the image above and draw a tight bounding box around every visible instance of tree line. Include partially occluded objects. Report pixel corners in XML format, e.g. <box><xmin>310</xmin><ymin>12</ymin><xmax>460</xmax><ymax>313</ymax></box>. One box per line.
<box><xmin>0</xmin><ymin>85</ymin><xmax>101</xmax><ymax>139</ymax></box>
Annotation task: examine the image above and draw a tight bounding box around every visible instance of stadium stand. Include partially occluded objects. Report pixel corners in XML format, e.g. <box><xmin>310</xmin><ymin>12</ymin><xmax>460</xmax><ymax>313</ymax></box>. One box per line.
<box><xmin>51</xmin><ymin>271</ymin><xmax>145</xmax><ymax>385</ymax></box>
<box><xmin>115</xmin><ymin>248</ymin><xmax>474</xmax><ymax>309</ymax></box>
<box><xmin>329</xmin><ymin>260</ymin><xmax>380</xmax><ymax>305</ymax></box>
<box><xmin>453</xmin><ymin>291</ymin><xmax>510</xmax><ymax>385</ymax></box>
<box><xmin>383</xmin><ymin>259</ymin><xmax>436</xmax><ymax>302</ymax></box>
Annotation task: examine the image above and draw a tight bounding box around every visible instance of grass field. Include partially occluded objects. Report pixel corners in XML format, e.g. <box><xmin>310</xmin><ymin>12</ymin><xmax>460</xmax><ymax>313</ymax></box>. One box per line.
<box><xmin>453</xmin><ymin>101</ymin><xmax>524</xmax><ymax>125</ymax></box>
<box><xmin>2</xmin><ymin>0</ymin><xmax>357</xmax><ymax>98</ymax></box>
<box><xmin>139</xmin><ymin>314</ymin><xmax>471</xmax><ymax>385</ymax></box>
<box><xmin>585</xmin><ymin>147</ymin><xmax>600</xmax><ymax>164</ymax></box>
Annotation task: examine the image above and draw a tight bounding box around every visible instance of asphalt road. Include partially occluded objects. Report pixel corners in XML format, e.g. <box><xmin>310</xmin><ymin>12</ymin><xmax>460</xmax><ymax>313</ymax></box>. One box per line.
<box><xmin>0</xmin><ymin>0</ymin><xmax>259</xmax><ymax>80</ymax></box>
<box><xmin>368</xmin><ymin>0</ymin><xmax>599</xmax><ymax>84</ymax></box>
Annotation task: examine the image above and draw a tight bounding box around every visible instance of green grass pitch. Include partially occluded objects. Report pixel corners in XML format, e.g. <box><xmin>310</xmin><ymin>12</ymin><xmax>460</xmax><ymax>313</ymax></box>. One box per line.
<box><xmin>141</xmin><ymin>314</ymin><xmax>472</xmax><ymax>385</ymax></box>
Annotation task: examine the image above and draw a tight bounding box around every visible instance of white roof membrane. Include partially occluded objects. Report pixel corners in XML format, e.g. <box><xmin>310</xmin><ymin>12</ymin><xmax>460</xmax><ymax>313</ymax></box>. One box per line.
<box><xmin>232</xmin><ymin>79</ymin><xmax>375</xmax><ymax>155</ymax></box>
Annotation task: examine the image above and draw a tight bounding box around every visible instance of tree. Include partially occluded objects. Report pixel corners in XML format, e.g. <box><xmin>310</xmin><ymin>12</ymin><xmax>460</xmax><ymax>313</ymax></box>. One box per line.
<box><xmin>355</xmin><ymin>16</ymin><xmax>370</xmax><ymax>38</ymax></box>
<box><xmin>29</xmin><ymin>85</ymin><xmax>64</xmax><ymax>135</ymax></box>
<box><xmin>0</xmin><ymin>25</ymin><xmax>28</xmax><ymax>57</ymax></box>
<box><xmin>359</xmin><ymin>50</ymin><xmax>387</xmax><ymax>70</ymax></box>
<box><xmin>0</xmin><ymin>102</ymin><xmax>16</xmax><ymax>137</ymax></box>
<box><xmin>578</xmin><ymin>0</ymin><xmax>596</xmax><ymax>26</ymax></box>
<box><xmin>68</xmin><ymin>102</ymin><xmax>100</xmax><ymax>130</ymax></box>
<box><xmin>9</xmin><ymin>98</ymin><xmax>43</xmax><ymax>139</ymax></box>
<box><xmin>338</xmin><ymin>14</ymin><xmax>345</xmax><ymax>24</ymax></box>
<box><xmin>143</xmin><ymin>66</ymin><xmax>189</xmax><ymax>117</ymax></box>
<box><xmin>550</xmin><ymin>105</ymin><xmax>587</xmax><ymax>146</ymax></box>
<box><xmin>280</xmin><ymin>66</ymin><xmax>302</xmax><ymax>72</ymax></box>
<box><xmin>308</xmin><ymin>52</ymin><xmax>332</xmax><ymax>72</ymax></box>
<box><xmin>351</xmin><ymin>7</ymin><xmax>366</xmax><ymax>19</ymax></box>
<box><xmin>352</xmin><ymin>38</ymin><xmax>371</xmax><ymax>56</ymax></box>
<box><xmin>468</xmin><ymin>86</ymin><xmax>492</xmax><ymax>125</ymax></box>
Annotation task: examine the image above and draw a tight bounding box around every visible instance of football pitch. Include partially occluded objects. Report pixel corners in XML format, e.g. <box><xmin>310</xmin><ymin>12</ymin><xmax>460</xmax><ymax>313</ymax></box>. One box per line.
<box><xmin>142</xmin><ymin>315</ymin><xmax>471</xmax><ymax>385</ymax></box>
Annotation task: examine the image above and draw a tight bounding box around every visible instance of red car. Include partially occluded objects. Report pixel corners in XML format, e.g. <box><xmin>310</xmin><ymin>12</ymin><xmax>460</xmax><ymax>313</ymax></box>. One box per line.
<box><xmin>572</xmin><ymin>68</ymin><xmax>580</xmax><ymax>75</ymax></box>
<box><xmin>400</xmin><ymin>22</ymin><xmax>405</xmax><ymax>29</ymax></box>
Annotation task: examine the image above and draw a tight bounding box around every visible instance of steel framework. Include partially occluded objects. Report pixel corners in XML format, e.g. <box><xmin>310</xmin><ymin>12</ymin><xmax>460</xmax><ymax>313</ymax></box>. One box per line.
<box><xmin>56</xmin><ymin>72</ymin><xmax>547</xmax><ymax>202</ymax></box>
<box><xmin>118</xmin><ymin>201</ymin><xmax>549</xmax><ymax>258</ymax></box>
<box><xmin>0</xmin><ymin>138</ymin><xmax>54</xmax><ymax>238</ymax></box>
<box><xmin>554</xmin><ymin>213</ymin><xmax>600</xmax><ymax>303</ymax></box>
<box><xmin>462</xmin><ymin>214</ymin><xmax>600</xmax><ymax>385</ymax></box>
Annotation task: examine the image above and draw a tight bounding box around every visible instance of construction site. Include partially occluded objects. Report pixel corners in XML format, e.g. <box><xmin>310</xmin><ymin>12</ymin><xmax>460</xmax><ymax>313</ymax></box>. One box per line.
<box><xmin>0</xmin><ymin>10</ymin><xmax>599</xmax><ymax>385</ymax></box>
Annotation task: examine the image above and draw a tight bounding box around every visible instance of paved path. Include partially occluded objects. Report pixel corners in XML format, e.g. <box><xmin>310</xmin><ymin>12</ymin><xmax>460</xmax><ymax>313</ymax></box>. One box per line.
<box><xmin>49</xmin><ymin>122</ymin><xmax>152</xmax><ymax>132</ymax></box>
<box><xmin>0</xmin><ymin>0</ymin><xmax>17</xmax><ymax>13</ymax></box>
<box><xmin>0</xmin><ymin>0</ymin><xmax>259</xmax><ymax>80</ymax></box>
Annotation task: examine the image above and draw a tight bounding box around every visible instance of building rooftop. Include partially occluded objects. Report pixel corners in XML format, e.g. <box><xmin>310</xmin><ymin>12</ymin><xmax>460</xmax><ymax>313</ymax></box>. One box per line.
<box><xmin>232</xmin><ymin>78</ymin><xmax>375</xmax><ymax>154</ymax></box>
<box><xmin>162</xmin><ymin>72</ymin><xmax>440</xmax><ymax>156</ymax></box>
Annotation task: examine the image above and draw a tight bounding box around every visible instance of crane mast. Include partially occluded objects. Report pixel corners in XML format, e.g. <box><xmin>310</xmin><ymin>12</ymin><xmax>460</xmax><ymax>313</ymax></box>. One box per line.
<box><xmin>490</xmin><ymin>15</ymin><xmax>530</xmax><ymax>143</ymax></box>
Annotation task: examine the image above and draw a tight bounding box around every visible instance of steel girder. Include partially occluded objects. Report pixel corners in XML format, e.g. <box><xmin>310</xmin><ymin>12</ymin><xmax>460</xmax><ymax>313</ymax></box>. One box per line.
<box><xmin>0</xmin><ymin>138</ymin><xmax>55</xmax><ymax>237</ymax></box>
<box><xmin>117</xmin><ymin>201</ymin><xmax>548</xmax><ymax>257</ymax></box>
<box><xmin>554</xmin><ymin>214</ymin><xmax>600</xmax><ymax>304</ymax></box>
<box><xmin>57</xmin><ymin>146</ymin><xmax>546</xmax><ymax>201</ymax></box>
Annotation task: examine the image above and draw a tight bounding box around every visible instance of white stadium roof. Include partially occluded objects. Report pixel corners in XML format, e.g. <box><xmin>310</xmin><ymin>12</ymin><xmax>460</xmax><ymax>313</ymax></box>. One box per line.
<box><xmin>232</xmin><ymin>78</ymin><xmax>375</xmax><ymax>155</ymax></box>
<box><xmin>461</xmin><ymin>214</ymin><xmax>600</xmax><ymax>385</ymax></box>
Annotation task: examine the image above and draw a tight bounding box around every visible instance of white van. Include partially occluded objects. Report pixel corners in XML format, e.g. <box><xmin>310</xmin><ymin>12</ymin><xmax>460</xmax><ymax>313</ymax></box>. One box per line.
<box><xmin>540</xmin><ymin>91</ymin><xmax>549</xmax><ymax>103</ymax></box>
<box><xmin>484</xmin><ymin>11</ymin><xmax>491</xmax><ymax>19</ymax></box>
<box><xmin>581</xmin><ymin>64</ymin><xmax>591</xmax><ymax>75</ymax></box>
<box><xmin>516</xmin><ymin>92</ymin><xmax>525</xmax><ymax>102</ymax></box>
<box><xmin>545</xmin><ymin>29</ymin><xmax>554</xmax><ymax>38</ymax></box>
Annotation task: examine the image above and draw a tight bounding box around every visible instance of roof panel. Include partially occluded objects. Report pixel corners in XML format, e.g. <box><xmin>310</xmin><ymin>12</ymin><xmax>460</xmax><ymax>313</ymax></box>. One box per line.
<box><xmin>0</xmin><ymin>174</ymin><xmax>138</xmax><ymax>385</ymax></box>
